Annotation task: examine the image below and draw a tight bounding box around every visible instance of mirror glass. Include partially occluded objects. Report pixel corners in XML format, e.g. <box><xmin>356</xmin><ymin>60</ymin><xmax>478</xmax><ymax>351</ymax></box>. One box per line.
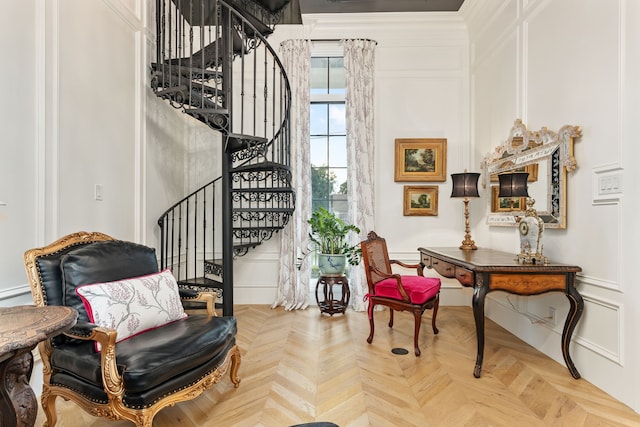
<box><xmin>481</xmin><ymin>119</ymin><xmax>582</xmax><ymax>229</ymax></box>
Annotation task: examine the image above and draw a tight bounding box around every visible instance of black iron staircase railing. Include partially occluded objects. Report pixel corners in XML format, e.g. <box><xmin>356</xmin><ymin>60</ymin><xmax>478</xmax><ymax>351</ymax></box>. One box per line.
<box><xmin>153</xmin><ymin>0</ymin><xmax>294</xmax><ymax>315</ymax></box>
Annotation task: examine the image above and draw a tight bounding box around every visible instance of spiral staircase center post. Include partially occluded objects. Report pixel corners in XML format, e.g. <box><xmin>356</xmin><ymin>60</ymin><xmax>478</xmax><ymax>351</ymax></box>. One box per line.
<box><xmin>221</xmin><ymin>3</ymin><xmax>234</xmax><ymax>316</ymax></box>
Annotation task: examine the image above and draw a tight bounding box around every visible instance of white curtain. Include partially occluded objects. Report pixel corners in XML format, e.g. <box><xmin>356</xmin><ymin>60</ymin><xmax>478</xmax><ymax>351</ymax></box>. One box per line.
<box><xmin>273</xmin><ymin>39</ymin><xmax>312</xmax><ymax>310</ymax></box>
<box><xmin>343</xmin><ymin>39</ymin><xmax>377</xmax><ymax>311</ymax></box>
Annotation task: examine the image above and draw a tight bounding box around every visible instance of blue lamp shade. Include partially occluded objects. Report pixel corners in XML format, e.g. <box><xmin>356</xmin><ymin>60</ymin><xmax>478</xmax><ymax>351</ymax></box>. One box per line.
<box><xmin>498</xmin><ymin>172</ymin><xmax>529</xmax><ymax>198</ymax></box>
<box><xmin>450</xmin><ymin>172</ymin><xmax>480</xmax><ymax>198</ymax></box>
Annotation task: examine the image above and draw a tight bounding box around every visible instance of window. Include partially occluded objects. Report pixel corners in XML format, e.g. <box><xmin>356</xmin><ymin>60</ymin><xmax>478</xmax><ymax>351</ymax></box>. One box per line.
<box><xmin>309</xmin><ymin>56</ymin><xmax>347</xmax><ymax>221</ymax></box>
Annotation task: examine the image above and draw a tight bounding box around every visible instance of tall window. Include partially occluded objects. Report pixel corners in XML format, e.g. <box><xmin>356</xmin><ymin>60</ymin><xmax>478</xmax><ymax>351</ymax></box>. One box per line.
<box><xmin>310</xmin><ymin>56</ymin><xmax>347</xmax><ymax>221</ymax></box>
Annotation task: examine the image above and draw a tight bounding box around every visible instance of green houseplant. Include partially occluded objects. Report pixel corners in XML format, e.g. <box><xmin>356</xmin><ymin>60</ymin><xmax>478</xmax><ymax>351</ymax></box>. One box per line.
<box><xmin>298</xmin><ymin>207</ymin><xmax>361</xmax><ymax>276</ymax></box>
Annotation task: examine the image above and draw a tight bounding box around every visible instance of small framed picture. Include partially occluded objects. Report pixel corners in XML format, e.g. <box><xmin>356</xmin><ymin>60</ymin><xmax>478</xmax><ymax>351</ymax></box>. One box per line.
<box><xmin>403</xmin><ymin>186</ymin><xmax>438</xmax><ymax>216</ymax></box>
<box><xmin>491</xmin><ymin>186</ymin><xmax>526</xmax><ymax>212</ymax></box>
<box><xmin>394</xmin><ymin>138</ymin><xmax>447</xmax><ymax>182</ymax></box>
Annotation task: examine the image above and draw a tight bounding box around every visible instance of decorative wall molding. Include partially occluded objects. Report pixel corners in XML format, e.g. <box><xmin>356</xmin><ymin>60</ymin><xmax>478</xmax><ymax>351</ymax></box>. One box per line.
<box><xmin>103</xmin><ymin>0</ymin><xmax>143</xmax><ymax>30</ymax></box>
<box><xmin>46</xmin><ymin>0</ymin><xmax>60</xmax><ymax>242</ymax></box>
<box><xmin>499</xmin><ymin>290</ymin><xmax>623</xmax><ymax>366</ymax></box>
<box><xmin>0</xmin><ymin>285</ymin><xmax>32</xmax><ymax>302</ymax></box>
<box><xmin>573</xmin><ymin>292</ymin><xmax>623</xmax><ymax>366</ymax></box>
<box><xmin>578</xmin><ymin>272</ymin><xmax>620</xmax><ymax>293</ymax></box>
<box><xmin>36</xmin><ymin>0</ymin><xmax>47</xmax><ymax>244</ymax></box>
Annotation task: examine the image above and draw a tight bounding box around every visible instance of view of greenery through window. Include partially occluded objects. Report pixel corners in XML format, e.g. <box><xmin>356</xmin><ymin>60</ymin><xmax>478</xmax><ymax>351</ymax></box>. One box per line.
<box><xmin>310</xmin><ymin>56</ymin><xmax>347</xmax><ymax>221</ymax></box>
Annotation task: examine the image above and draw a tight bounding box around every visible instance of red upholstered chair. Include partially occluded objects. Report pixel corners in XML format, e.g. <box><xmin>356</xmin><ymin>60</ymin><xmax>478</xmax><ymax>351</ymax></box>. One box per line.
<box><xmin>360</xmin><ymin>231</ymin><xmax>441</xmax><ymax>356</ymax></box>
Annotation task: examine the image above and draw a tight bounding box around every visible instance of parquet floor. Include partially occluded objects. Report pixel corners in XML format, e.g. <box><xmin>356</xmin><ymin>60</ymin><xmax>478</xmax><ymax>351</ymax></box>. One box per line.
<box><xmin>36</xmin><ymin>305</ymin><xmax>640</xmax><ymax>426</ymax></box>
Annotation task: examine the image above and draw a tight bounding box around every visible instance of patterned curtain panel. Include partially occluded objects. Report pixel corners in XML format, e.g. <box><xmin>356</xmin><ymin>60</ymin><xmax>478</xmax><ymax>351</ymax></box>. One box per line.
<box><xmin>343</xmin><ymin>39</ymin><xmax>377</xmax><ymax>311</ymax></box>
<box><xmin>273</xmin><ymin>39</ymin><xmax>312</xmax><ymax>310</ymax></box>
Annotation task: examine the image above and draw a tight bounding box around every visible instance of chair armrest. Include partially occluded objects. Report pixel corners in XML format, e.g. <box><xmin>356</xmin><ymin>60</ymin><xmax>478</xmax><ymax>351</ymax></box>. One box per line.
<box><xmin>64</xmin><ymin>322</ymin><xmax>124</xmax><ymax>397</ymax></box>
<box><xmin>389</xmin><ymin>259</ymin><xmax>424</xmax><ymax>276</ymax></box>
<box><xmin>181</xmin><ymin>291</ymin><xmax>217</xmax><ymax>317</ymax></box>
<box><xmin>64</xmin><ymin>320</ymin><xmax>99</xmax><ymax>338</ymax></box>
<box><xmin>368</xmin><ymin>265</ymin><xmax>410</xmax><ymax>302</ymax></box>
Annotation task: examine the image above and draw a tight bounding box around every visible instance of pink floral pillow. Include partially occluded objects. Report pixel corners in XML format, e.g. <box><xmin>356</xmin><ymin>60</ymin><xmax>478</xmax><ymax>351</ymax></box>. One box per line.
<box><xmin>76</xmin><ymin>269</ymin><xmax>187</xmax><ymax>351</ymax></box>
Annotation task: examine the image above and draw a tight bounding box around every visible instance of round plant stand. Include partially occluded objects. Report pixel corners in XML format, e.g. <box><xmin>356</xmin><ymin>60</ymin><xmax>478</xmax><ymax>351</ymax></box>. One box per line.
<box><xmin>315</xmin><ymin>275</ymin><xmax>350</xmax><ymax>316</ymax></box>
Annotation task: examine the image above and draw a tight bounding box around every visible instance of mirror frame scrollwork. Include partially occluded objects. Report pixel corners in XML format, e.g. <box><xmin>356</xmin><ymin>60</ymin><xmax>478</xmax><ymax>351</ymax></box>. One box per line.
<box><xmin>481</xmin><ymin>119</ymin><xmax>582</xmax><ymax>229</ymax></box>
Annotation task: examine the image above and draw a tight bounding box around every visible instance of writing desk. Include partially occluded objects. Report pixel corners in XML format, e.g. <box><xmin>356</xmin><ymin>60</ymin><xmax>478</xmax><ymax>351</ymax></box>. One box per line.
<box><xmin>418</xmin><ymin>247</ymin><xmax>583</xmax><ymax>379</ymax></box>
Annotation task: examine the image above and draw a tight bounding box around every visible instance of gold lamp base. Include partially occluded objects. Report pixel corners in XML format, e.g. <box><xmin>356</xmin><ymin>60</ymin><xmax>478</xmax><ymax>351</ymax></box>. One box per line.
<box><xmin>460</xmin><ymin>240</ymin><xmax>478</xmax><ymax>251</ymax></box>
<box><xmin>459</xmin><ymin>198</ymin><xmax>478</xmax><ymax>251</ymax></box>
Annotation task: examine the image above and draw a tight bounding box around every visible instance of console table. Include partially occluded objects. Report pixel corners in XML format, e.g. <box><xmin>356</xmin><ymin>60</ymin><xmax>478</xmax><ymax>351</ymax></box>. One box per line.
<box><xmin>0</xmin><ymin>305</ymin><xmax>77</xmax><ymax>427</ymax></box>
<box><xmin>419</xmin><ymin>247</ymin><xmax>583</xmax><ymax>379</ymax></box>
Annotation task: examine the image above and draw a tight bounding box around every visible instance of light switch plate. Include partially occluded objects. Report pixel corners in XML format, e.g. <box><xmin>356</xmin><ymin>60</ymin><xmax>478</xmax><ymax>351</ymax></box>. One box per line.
<box><xmin>95</xmin><ymin>184</ymin><xmax>104</xmax><ymax>201</ymax></box>
<box><xmin>592</xmin><ymin>165</ymin><xmax>623</xmax><ymax>205</ymax></box>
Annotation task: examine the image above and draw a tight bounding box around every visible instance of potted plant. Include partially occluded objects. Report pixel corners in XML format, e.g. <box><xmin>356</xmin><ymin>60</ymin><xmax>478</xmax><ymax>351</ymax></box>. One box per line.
<box><xmin>298</xmin><ymin>207</ymin><xmax>361</xmax><ymax>276</ymax></box>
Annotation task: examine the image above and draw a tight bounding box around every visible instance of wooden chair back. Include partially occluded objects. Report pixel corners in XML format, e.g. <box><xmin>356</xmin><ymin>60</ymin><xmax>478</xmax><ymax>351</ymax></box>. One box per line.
<box><xmin>360</xmin><ymin>231</ymin><xmax>393</xmax><ymax>289</ymax></box>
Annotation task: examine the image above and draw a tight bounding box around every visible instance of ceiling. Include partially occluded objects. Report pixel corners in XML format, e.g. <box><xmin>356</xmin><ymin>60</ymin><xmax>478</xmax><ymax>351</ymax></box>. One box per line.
<box><xmin>298</xmin><ymin>0</ymin><xmax>465</xmax><ymax>14</ymax></box>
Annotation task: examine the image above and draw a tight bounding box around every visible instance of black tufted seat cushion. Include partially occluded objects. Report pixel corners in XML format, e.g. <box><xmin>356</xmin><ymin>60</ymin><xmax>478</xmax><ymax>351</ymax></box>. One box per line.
<box><xmin>50</xmin><ymin>314</ymin><xmax>237</xmax><ymax>407</ymax></box>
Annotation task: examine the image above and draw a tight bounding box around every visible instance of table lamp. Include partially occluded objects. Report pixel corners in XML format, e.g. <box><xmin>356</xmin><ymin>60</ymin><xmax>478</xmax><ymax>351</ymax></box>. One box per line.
<box><xmin>498</xmin><ymin>172</ymin><xmax>548</xmax><ymax>264</ymax></box>
<box><xmin>450</xmin><ymin>172</ymin><xmax>480</xmax><ymax>250</ymax></box>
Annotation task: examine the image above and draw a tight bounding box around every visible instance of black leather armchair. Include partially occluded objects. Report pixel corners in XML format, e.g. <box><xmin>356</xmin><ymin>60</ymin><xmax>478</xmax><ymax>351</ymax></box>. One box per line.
<box><xmin>23</xmin><ymin>231</ymin><xmax>240</xmax><ymax>427</ymax></box>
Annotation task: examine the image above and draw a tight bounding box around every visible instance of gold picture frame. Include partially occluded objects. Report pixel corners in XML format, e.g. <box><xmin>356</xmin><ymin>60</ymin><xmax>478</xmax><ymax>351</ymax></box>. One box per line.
<box><xmin>403</xmin><ymin>186</ymin><xmax>438</xmax><ymax>216</ymax></box>
<box><xmin>490</xmin><ymin>164</ymin><xmax>538</xmax><ymax>183</ymax></box>
<box><xmin>491</xmin><ymin>186</ymin><xmax>526</xmax><ymax>212</ymax></box>
<box><xmin>394</xmin><ymin>138</ymin><xmax>447</xmax><ymax>182</ymax></box>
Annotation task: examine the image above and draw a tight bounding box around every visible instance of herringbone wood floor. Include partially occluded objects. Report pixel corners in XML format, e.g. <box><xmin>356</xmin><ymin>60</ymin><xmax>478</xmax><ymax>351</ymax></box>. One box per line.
<box><xmin>36</xmin><ymin>305</ymin><xmax>640</xmax><ymax>426</ymax></box>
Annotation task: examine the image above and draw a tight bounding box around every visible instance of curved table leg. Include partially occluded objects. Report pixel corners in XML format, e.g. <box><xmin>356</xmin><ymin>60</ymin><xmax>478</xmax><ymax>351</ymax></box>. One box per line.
<box><xmin>0</xmin><ymin>349</ymin><xmax>36</xmax><ymax>427</ymax></box>
<box><xmin>472</xmin><ymin>279</ymin><xmax>488</xmax><ymax>378</ymax></box>
<box><xmin>562</xmin><ymin>277</ymin><xmax>584</xmax><ymax>379</ymax></box>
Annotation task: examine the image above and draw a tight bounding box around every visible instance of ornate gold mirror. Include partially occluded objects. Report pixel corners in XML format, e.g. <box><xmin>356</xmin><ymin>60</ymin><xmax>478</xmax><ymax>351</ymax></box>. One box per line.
<box><xmin>481</xmin><ymin>119</ymin><xmax>582</xmax><ymax>229</ymax></box>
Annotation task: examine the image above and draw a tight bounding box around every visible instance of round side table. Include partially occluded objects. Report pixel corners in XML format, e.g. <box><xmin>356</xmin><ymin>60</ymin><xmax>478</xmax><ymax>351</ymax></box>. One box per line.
<box><xmin>0</xmin><ymin>305</ymin><xmax>77</xmax><ymax>427</ymax></box>
<box><xmin>315</xmin><ymin>275</ymin><xmax>350</xmax><ymax>316</ymax></box>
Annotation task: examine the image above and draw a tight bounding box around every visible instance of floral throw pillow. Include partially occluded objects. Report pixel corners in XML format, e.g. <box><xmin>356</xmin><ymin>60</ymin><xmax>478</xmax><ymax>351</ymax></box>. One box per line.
<box><xmin>76</xmin><ymin>269</ymin><xmax>187</xmax><ymax>351</ymax></box>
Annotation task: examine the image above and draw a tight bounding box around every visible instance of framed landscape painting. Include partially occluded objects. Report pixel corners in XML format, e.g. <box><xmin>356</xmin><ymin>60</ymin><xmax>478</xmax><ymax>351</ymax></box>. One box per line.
<box><xmin>403</xmin><ymin>186</ymin><xmax>438</xmax><ymax>216</ymax></box>
<box><xmin>394</xmin><ymin>138</ymin><xmax>447</xmax><ymax>182</ymax></box>
<box><xmin>491</xmin><ymin>185</ymin><xmax>526</xmax><ymax>212</ymax></box>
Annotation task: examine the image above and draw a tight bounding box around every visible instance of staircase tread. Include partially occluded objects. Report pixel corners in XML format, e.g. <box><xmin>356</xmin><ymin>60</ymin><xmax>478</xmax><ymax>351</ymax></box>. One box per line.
<box><xmin>233</xmin><ymin>226</ymin><xmax>286</xmax><ymax>230</ymax></box>
<box><xmin>232</xmin><ymin>187</ymin><xmax>293</xmax><ymax>192</ymax></box>
<box><xmin>233</xmin><ymin>242</ymin><xmax>263</xmax><ymax>250</ymax></box>
<box><xmin>156</xmin><ymin>82</ymin><xmax>220</xmax><ymax>95</ymax></box>
<box><xmin>165</xmin><ymin>32</ymin><xmax>246</xmax><ymax>69</ymax></box>
<box><xmin>227</xmin><ymin>133</ymin><xmax>269</xmax><ymax>143</ymax></box>
<box><xmin>185</xmin><ymin>108</ymin><xmax>229</xmax><ymax>115</ymax></box>
<box><xmin>156</xmin><ymin>86</ymin><xmax>224</xmax><ymax>110</ymax></box>
<box><xmin>178</xmin><ymin>277</ymin><xmax>222</xmax><ymax>288</ymax></box>
<box><xmin>152</xmin><ymin>63</ymin><xmax>222</xmax><ymax>79</ymax></box>
<box><xmin>232</xmin><ymin>207</ymin><xmax>294</xmax><ymax>212</ymax></box>
<box><xmin>232</xmin><ymin>161</ymin><xmax>290</xmax><ymax>173</ymax></box>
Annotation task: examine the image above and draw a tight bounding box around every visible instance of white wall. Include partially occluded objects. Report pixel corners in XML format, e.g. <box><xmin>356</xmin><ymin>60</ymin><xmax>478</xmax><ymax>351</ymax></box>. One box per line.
<box><xmin>465</xmin><ymin>0</ymin><xmax>640</xmax><ymax>412</ymax></box>
<box><xmin>0</xmin><ymin>1</ymin><xmax>39</xmax><ymax>303</ymax></box>
<box><xmin>1</xmin><ymin>0</ymin><xmax>148</xmax><ymax>305</ymax></box>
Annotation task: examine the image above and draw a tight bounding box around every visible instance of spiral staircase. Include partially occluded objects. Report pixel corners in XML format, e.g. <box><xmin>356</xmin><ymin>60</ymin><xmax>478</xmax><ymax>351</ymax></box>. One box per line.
<box><xmin>152</xmin><ymin>0</ymin><xmax>299</xmax><ymax>315</ymax></box>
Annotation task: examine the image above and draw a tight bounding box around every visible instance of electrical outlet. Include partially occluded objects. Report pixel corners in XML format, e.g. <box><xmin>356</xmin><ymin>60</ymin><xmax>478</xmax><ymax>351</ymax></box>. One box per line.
<box><xmin>548</xmin><ymin>306</ymin><xmax>557</xmax><ymax>324</ymax></box>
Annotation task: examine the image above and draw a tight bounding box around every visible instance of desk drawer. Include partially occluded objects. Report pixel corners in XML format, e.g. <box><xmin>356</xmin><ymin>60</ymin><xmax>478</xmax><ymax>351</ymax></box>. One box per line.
<box><xmin>421</xmin><ymin>254</ymin><xmax>432</xmax><ymax>267</ymax></box>
<box><xmin>430</xmin><ymin>258</ymin><xmax>456</xmax><ymax>278</ymax></box>
<box><xmin>455</xmin><ymin>267</ymin><xmax>474</xmax><ymax>286</ymax></box>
